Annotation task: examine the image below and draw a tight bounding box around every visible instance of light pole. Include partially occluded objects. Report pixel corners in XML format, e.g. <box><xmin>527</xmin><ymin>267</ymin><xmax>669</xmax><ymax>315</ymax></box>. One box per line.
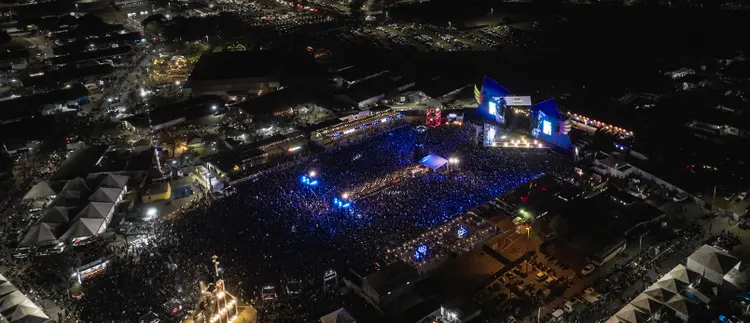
<box><xmin>711</xmin><ymin>185</ymin><xmax>717</xmax><ymax>212</ymax></box>
<box><xmin>537</xmin><ymin>306</ymin><xmax>545</xmax><ymax>323</ymax></box>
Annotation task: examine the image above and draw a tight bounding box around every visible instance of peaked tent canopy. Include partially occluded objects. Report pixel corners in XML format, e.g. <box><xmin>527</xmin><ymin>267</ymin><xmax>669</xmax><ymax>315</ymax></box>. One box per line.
<box><xmin>665</xmin><ymin>294</ymin><xmax>697</xmax><ymax>318</ymax></box>
<box><xmin>320</xmin><ymin>308</ymin><xmax>356</xmax><ymax>323</ymax></box>
<box><xmin>630</xmin><ymin>293</ymin><xmax>664</xmax><ymax>314</ymax></box>
<box><xmin>0</xmin><ymin>291</ymin><xmax>27</xmax><ymax>312</ymax></box>
<box><xmin>419</xmin><ymin>154</ymin><xmax>449</xmax><ymax>171</ymax></box>
<box><xmin>613</xmin><ymin>304</ymin><xmax>648</xmax><ymax>323</ymax></box>
<box><xmin>18</xmin><ymin>224</ymin><xmax>58</xmax><ymax>247</ymax></box>
<box><xmin>667</xmin><ymin>264</ymin><xmax>701</xmax><ymax>285</ymax></box>
<box><xmin>655</xmin><ymin>277</ymin><xmax>685</xmax><ymax>294</ymax></box>
<box><xmin>98</xmin><ymin>174</ymin><xmax>128</xmax><ymax>189</ymax></box>
<box><xmin>74</xmin><ymin>202</ymin><xmax>114</xmax><ymax>220</ymax></box>
<box><xmin>643</xmin><ymin>285</ymin><xmax>674</xmax><ymax>303</ymax></box>
<box><xmin>0</xmin><ymin>282</ymin><xmax>17</xmax><ymax>296</ymax></box>
<box><xmin>688</xmin><ymin>244</ymin><xmax>739</xmax><ymax>275</ymax></box>
<box><xmin>60</xmin><ymin>218</ymin><xmax>105</xmax><ymax>239</ymax></box>
<box><xmin>22</xmin><ymin>182</ymin><xmax>56</xmax><ymax>200</ymax></box>
<box><xmin>9</xmin><ymin>300</ymin><xmax>48</xmax><ymax>322</ymax></box>
<box><xmin>38</xmin><ymin>207</ymin><xmax>70</xmax><ymax>225</ymax></box>
<box><xmin>88</xmin><ymin>187</ymin><xmax>123</xmax><ymax>203</ymax></box>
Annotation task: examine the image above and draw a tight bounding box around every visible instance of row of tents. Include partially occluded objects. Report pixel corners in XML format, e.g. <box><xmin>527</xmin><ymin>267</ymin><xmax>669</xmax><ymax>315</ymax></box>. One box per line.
<box><xmin>20</xmin><ymin>173</ymin><xmax>128</xmax><ymax>247</ymax></box>
<box><xmin>0</xmin><ymin>274</ymin><xmax>52</xmax><ymax>323</ymax></box>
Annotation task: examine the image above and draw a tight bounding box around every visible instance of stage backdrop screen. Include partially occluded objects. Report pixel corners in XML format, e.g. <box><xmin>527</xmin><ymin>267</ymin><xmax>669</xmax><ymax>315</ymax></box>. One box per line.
<box><xmin>476</xmin><ymin>76</ymin><xmax>511</xmax><ymax>125</ymax></box>
<box><xmin>530</xmin><ymin>99</ymin><xmax>573</xmax><ymax>150</ymax></box>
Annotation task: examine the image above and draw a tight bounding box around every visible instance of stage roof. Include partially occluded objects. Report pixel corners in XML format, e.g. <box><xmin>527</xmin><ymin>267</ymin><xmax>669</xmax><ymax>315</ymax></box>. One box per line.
<box><xmin>419</xmin><ymin>154</ymin><xmax>448</xmax><ymax>171</ymax></box>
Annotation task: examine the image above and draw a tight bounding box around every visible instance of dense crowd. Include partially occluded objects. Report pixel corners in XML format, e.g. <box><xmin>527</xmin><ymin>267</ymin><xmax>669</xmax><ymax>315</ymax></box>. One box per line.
<box><xmin>11</xmin><ymin>125</ymin><xmax>568</xmax><ymax>322</ymax></box>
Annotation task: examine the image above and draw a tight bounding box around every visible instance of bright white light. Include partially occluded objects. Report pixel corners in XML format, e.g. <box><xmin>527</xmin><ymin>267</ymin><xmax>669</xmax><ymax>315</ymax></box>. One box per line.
<box><xmin>146</xmin><ymin>208</ymin><xmax>157</xmax><ymax>217</ymax></box>
<box><xmin>211</xmin><ymin>105</ymin><xmax>218</xmax><ymax>111</ymax></box>
<box><xmin>308</xmin><ymin>170</ymin><xmax>316</xmax><ymax>177</ymax></box>
<box><xmin>342</xmin><ymin>193</ymin><xmax>349</xmax><ymax>200</ymax></box>
<box><xmin>174</xmin><ymin>80</ymin><xmax>181</xmax><ymax>85</ymax></box>
<box><xmin>542</xmin><ymin>120</ymin><xmax>552</xmax><ymax>136</ymax></box>
<box><xmin>488</xmin><ymin>101</ymin><xmax>497</xmax><ymax>116</ymax></box>
<box><xmin>288</xmin><ymin>146</ymin><xmax>301</xmax><ymax>152</ymax></box>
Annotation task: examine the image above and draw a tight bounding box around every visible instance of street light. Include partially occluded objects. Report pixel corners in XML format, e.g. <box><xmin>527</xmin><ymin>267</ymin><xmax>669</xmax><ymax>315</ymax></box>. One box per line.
<box><xmin>211</xmin><ymin>104</ymin><xmax>218</xmax><ymax>111</ymax></box>
<box><xmin>146</xmin><ymin>207</ymin><xmax>157</xmax><ymax>217</ymax></box>
<box><xmin>308</xmin><ymin>170</ymin><xmax>317</xmax><ymax>178</ymax></box>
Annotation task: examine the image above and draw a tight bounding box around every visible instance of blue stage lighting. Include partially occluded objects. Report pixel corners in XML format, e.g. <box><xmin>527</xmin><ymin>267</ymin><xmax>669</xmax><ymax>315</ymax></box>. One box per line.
<box><xmin>457</xmin><ymin>225</ymin><xmax>468</xmax><ymax>238</ymax></box>
<box><xmin>414</xmin><ymin>244</ymin><xmax>429</xmax><ymax>261</ymax></box>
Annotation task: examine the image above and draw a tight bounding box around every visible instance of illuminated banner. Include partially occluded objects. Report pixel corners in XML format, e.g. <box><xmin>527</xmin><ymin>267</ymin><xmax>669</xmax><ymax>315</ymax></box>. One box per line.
<box><xmin>530</xmin><ymin>99</ymin><xmax>573</xmax><ymax>150</ymax></box>
<box><xmin>476</xmin><ymin>76</ymin><xmax>511</xmax><ymax>125</ymax></box>
<box><xmin>504</xmin><ymin>96</ymin><xmax>532</xmax><ymax>106</ymax></box>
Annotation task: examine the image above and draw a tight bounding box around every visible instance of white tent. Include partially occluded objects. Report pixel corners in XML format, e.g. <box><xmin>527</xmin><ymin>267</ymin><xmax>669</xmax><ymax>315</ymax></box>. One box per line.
<box><xmin>22</xmin><ymin>182</ymin><xmax>56</xmax><ymax>200</ymax></box>
<box><xmin>60</xmin><ymin>218</ymin><xmax>105</xmax><ymax>239</ymax></box>
<box><xmin>0</xmin><ymin>291</ymin><xmax>27</xmax><ymax>312</ymax></box>
<box><xmin>38</xmin><ymin>207</ymin><xmax>70</xmax><ymax>225</ymax></box>
<box><xmin>655</xmin><ymin>277</ymin><xmax>685</xmax><ymax>294</ymax></box>
<box><xmin>59</xmin><ymin>178</ymin><xmax>90</xmax><ymax>198</ymax></box>
<box><xmin>74</xmin><ymin>202</ymin><xmax>114</xmax><ymax>220</ymax></box>
<box><xmin>419</xmin><ymin>154</ymin><xmax>449</xmax><ymax>171</ymax></box>
<box><xmin>613</xmin><ymin>304</ymin><xmax>648</xmax><ymax>323</ymax></box>
<box><xmin>643</xmin><ymin>284</ymin><xmax>674</xmax><ymax>303</ymax></box>
<box><xmin>98</xmin><ymin>174</ymin><xmax>128</xmax><ymax>189</ymax></box>
<box><xmin>630</xmin><ymin>293</ymin><xmax>663</xmax><ymax>314</ymax></box>
<box><xmin>9</xmin><ymin>300</ymin><xmax>49</xmax><ymax>322</ymax></box>
<box><xmin>320</xmin><ymin>308</ymin><xmax>356</xmax><ymax>323</ymax></box>
<box><xmin>665</xmin><ymin>294</ymin><xmax>696</xmax><ymax>319</ymax></box>
<box><xmin>18</xmin><ymin>224</ymin><xmax>58</xmax><ymax>247</ymax></box>
<box><xmin>666</xmin><ymin>264</ymin><xmax>700</xmax><ymax>285</ymax></box>
<box><xmin>0</xmin><ymin>282</ymin><xmax>17</xmax><ymax>296</ymax></box>
<box><xmin>687</xmin><ymin>244</ymin><xmax>739</xmax><ymax>275</ymax></box>
<box><xmin>89</xmin><ymin>187</ymin><xmax>123</xmax><ymax>203</ymax></box>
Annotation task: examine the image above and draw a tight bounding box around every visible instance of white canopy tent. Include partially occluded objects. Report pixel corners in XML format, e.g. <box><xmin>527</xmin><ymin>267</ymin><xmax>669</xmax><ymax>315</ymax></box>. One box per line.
<box><xmin>38</xmin><ymin>207</ymin><xmax>70</xmax><ymax>226</ymax></box>
<box><xmin>60</xmin><ymin>218</ymin><xmax>105</xmax><ymax>240</ymax></box>
<box><xmin>320</xmin><ymin>308</ymin><xmax>356</xmax><ymax>323</ymax></box>
<box><xmin>613</xmin><ymin>304</ymin><xmax>648</xmax><ymax>323</ymax></box>
<box><xmin>89</xmin><ymin>187</ymin><xmax>124</xmax><ymax>203</ymax></box>
<box><xmin>73</xmin><ymin>202</ymin><xmax>114</xmax><ymax>220</ymax></box>
<box><xmin>97</xmin><ymin>173</ymin><xmax>128</xmax><ymax>189</ymax></box>
<box><xmin>18</xmin><ymin>224</ymin><xmax>58</xmax><ymax>247</ymax></box>
<box><xmin>0</xmin><ymin>274</ymin><xmax>51</xmax><ymax>323</ymax></box>
<box><xmin>22</xmin><ymin>182</ymin><xmax>56</xmax><ymax>200</ymax></box>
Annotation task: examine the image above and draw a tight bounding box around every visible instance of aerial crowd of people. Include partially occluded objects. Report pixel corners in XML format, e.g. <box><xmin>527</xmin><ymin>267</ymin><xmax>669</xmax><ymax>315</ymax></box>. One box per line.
<box><xmin>4</xmin><ymin>124</ymin><xmax>569</xmax><ymax>322</ymax></box>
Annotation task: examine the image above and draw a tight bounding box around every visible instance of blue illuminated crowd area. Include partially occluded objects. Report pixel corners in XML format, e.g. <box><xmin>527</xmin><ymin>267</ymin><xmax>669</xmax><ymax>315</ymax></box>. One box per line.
<box><xmin>165</xmin><ymin>125</ymin><xmax>566</xmax><ymax>300</ymax></box>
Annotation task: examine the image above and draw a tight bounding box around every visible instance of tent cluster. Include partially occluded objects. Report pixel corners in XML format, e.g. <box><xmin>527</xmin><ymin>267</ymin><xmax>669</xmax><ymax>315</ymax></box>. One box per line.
<box><xmin>607</xmin><ymin>244</ymin><xmax>745</xmax><ymax>323</ymax></box>
<box><xmin>0</xmin><ymin>274</ymin><xmax>51</xmax><ymax>323</ymax></box>
<box><xmin>20</xmin><ymin>173</ymin><xmax>128</xmax><ymax>248</ymax></box>
<box><xmin>320</xmin><ymin>308</ymin><xmax>356</xmax><ymax>323</ymax></box>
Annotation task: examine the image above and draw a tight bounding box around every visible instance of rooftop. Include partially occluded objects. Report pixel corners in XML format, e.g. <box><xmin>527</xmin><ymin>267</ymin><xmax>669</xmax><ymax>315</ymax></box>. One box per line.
<box><xmin>186</xmin><ymin>50</ymin><xmax>327</xmax><ymax>84</ymax></box>
<box><xmin>48</xmin><ymin>46</ymin><xmax>133</xmax><ymax>66</ymax></box>
<box><xmin>21</xmin><ymin>64</ymin><xmax>115</xmax><ymax>88</ymax></box>
<box><xmin>235</xmin><ymin>87</ymin><xmax>322</xmax><ymax>116</ymax></box>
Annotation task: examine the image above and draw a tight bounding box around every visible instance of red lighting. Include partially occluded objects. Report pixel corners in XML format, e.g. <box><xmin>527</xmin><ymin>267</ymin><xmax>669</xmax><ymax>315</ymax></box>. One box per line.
<box><xmin>520</xmin><ymin>195</ymin><xmax>529</xmax><ymax>203</ymax></box>
<box><xmin>541</xmin><ymin>187</ymin><xmax>547</xmax><ymax>191</ymax></box>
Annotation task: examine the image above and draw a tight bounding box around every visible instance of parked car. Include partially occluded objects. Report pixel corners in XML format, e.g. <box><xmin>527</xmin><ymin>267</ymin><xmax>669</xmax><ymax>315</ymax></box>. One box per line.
<box><xmin>673</xmin><ymin>192</ymin><xmax>688</xmax><ymax>202</ymax></box>
<box><xmin>581</xmin><ymin>264</ymin><xmax>595</xmax><ymax>276</ymax></box>
<box><xmin>535</xmin><ymin>271</ymin><xmax>548</xmax><ymax>282</ymax></box>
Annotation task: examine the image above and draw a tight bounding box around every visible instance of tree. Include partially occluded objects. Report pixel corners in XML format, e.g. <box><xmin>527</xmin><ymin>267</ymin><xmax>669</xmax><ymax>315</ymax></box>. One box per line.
<box><xmin>349</xmin><ymin>0</ymin><xmax>365</xmax><ymax>20</ymax></box>
<box><xmin>0</xmin><ymin>30</ymin><xmax>10</xmax><ymax>45</ymax></box>
<box><xmin>142</xmin><ymin>14</ymin><xmax>167</xmax><ymax>36</ymax></box>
